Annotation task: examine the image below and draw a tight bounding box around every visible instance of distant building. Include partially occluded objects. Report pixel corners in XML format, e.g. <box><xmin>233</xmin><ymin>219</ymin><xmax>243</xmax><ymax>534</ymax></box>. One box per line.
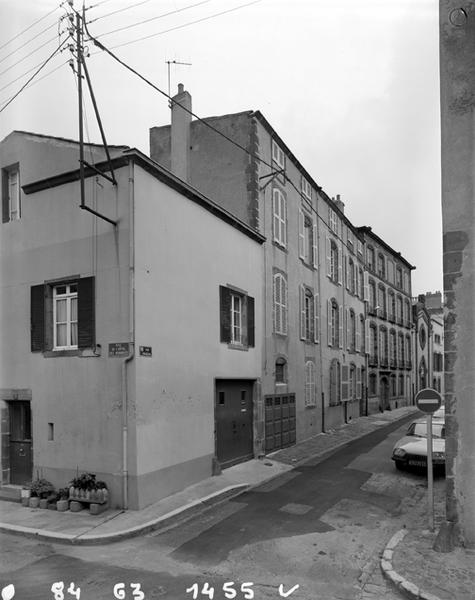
<box><xmin>357</xmin><ymin>227</ymin><xmax>415</xmax><ymax>411</ymax></box>
<box><xmin>417</xmin><ymin>291</ymin><xmax>444</xmax><ymax>395</ymax></box>
<box><xmin>0</xmin><ymin>131</ymin><xmax>264</xmax><ymax>509</ymax></box>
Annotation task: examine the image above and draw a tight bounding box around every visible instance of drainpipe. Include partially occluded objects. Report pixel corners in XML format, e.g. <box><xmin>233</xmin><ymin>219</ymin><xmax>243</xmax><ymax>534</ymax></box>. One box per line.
<box><xmin>122</xmin><ymin>159</ymin><xmax>135</xmax><ymax>510</ymax></box>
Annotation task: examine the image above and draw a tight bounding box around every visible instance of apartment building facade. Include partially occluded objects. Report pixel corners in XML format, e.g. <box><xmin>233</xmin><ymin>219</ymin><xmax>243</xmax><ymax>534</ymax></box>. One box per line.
<box><xmin>356</xmin><ymin>227</ymin><xmax>415</xmax><ymax>412</ymax></box>
<box><xmin>151</xmin><ymin>88</ymin><xmax>400</xmax><ymax>450</ymax></box>
<box><xmin>0</xmin><ymin>131</ymin><xmax>264</xmax><ymax>509</ymax></box>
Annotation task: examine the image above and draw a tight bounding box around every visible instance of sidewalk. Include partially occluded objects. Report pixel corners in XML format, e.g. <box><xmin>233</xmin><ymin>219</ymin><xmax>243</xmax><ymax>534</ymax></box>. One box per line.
<box><xmin>0</xmin><ymin>405</ymin><xmax>417</xmax><ymax>546</ymax></box>
<box><xmin>381</xmin><ymin>483</ymin><xmax>475</xmax><ymax>600</ymax></box>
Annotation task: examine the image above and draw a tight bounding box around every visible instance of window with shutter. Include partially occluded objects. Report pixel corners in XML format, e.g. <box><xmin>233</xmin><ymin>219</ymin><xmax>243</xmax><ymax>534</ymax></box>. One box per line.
<box><xmin>2</xmin><ymin>164</ymin><xmax>21</xmax><ymax>223</ymax></box>
<box><xmin>31</xmin><ymin>276</ymin><xmax>95</xmax><ymax>354</ymax></box>
<box><xmin>273</xmin><ymin>188</ymin><xmax>287</xmax><ymax>247</ymax></box>
<box><xmin>356</xmin><ymin>367</ymin><xmax>362</xmax><ymax>399</ymax></box>
<box><xmin>274</xmin><ymin>273</ymin><xmax>287</xmax><ymax>335</ymax></box>
<box><xmin>313</xmin><ymin>224</ymin><xmax>318</xmax><ymax>269</ymax></box>
<box><xmin>341</xmin><ymin>364</ymin><xmax>349</xmax><ymax>401</ymax></box>
<box><xmin>300</xmin><ymin>285</ymin><xmax>306</xmax><ymax>340</ymax></box>
<box><xmin>298</xmin><ymin>209</ymin><xmax>305</xmax><ymax>259</ymax></box>
<box><xmin>327</xmin><ymin>299</ymin><xmax>332</xmax><ymax>347</ymax></box>
<box><xmin>220</xmin><ymin>285</ymin><xmax>255</xmax><ymax>348</ymax></box>
<box><xmin>314</xmin><ymin>293</ymin><xmax>319</xmax><ymax>343</ymax></box>
<box><xmin>338</xmin><ymin>305</ymin><xmax>343</xmax><ymax>348</ymax></box>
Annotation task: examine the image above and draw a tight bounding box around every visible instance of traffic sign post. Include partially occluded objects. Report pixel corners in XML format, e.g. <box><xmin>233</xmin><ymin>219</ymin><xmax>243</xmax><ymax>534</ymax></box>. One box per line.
<box><xmin>415</xmin><ymin>388</ymin><xmax>442</xmax><ymax>531</ymax></box>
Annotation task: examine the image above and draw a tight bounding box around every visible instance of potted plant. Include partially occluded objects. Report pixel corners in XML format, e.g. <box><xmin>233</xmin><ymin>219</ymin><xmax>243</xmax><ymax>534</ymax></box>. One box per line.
<box><xmin>56</xmin><ymin>488</ymin><xmax>70</xmax><ymax>512</ymax></box>
<box><xmin>29</xmin><ymin>478</ymin><xmax>54</xmax><ymax>508</ymax></box>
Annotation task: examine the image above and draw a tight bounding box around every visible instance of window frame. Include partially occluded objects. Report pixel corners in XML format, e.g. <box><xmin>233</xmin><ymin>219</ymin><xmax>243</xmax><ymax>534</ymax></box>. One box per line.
<box><xmin>2</xmin><ymin>163</ymin><xmax>21</xmax><ymax>222</ymax></box>
<box><xmin>272</xmin><ymin>188</ymin><xmax>287</xmax><ymax>248</ymax></box>
<box><xmin>273</xmin><ymin>272</ymin><xmax>288</xmax><ymax>335</ymax></box>
<box><xmin>304</xmin><ymin>360</ymin><xmax>316</xmax><ymax>407</ymax></box>
<box><xmin>53</xmin><ymin>283</ymin><xmax>78</xmax><ymax>350</ymax></box>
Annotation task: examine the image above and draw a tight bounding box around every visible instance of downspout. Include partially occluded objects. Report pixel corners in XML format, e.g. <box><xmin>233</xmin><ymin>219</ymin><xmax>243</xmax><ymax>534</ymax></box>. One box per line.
<box><xmin>122</xmin><ymin>159</ymin><xmax>135</xmax><ymax>510</ymax></box>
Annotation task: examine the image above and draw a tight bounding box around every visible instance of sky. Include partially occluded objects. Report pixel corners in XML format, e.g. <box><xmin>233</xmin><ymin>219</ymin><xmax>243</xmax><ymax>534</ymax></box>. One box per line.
<box><xmin>0</xmin><ymin>0</ymin><xmax>442</xmax><ymax>295</ymax></box>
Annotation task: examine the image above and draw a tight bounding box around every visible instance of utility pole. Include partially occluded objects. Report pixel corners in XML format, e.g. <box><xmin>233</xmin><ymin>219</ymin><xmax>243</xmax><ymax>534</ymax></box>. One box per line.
<box><xmin>75</xmin><ymin>9</ymin><xmax>85</xmax><ymax>212</ymax></box>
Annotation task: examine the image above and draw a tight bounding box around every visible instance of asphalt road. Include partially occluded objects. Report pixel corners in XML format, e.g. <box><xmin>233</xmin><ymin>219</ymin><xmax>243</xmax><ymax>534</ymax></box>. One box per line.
<box><xmin>0</xmin><ymin>413</ymin><xmax>441</xmax><ymax>600</ymax></box>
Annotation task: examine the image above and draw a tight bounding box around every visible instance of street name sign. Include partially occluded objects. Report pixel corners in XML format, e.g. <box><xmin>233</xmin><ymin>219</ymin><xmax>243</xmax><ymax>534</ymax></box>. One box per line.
<box><xmin>108</xmin><ymin>342</ymin><xmax>130</xmax><ymax>357</ymax></box>
<box><xmin>415</xmin><ymin>388</ymin><xmax>442</xmax><ymax>414</ymax></box>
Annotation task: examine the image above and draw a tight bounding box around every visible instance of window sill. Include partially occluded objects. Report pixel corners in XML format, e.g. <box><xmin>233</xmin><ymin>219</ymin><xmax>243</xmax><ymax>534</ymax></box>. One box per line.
<box><xmin>42</xmin><ymin>348</ymin><xmax>99</xmax><ymax>358</ymax></box>
<box><xmin>272</xmin><ymin>240</ymin><xmax>288</xmax><ymax>253</ymax></box>
<box><xmin>227</xmin><ymin>343</ymin><xmax>249</xmax><ymax>352</ymax></box>
<box><xmin>305</xmin><ymin>404</ymin><xmax>317</xmax><ymax>409</ymax></box>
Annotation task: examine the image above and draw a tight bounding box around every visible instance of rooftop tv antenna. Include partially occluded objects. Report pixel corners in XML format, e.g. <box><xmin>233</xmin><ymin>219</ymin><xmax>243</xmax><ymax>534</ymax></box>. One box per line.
<box><xmin>166</xmin><ymin>59</ymin><xmax>192</xmax><ymax>100</ymax></box>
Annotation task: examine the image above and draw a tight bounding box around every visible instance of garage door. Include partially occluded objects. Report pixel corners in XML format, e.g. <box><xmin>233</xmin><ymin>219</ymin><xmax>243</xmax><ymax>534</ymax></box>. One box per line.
<box><xmin>265</xmin><ymin>394</ymin><xmax>296</xmax><ymax>452</ymax></box>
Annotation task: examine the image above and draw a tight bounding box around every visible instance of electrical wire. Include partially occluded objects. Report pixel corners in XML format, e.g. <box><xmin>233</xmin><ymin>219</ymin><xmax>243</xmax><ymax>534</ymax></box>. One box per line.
<box><xmin>0</xmin><ymin>20</ymin><xmax>59</xmax><ymax>65</ymax></box>
<box><xmin>88</xmin><ymin>0</ymin><xmax>171</xmax><ymax>25</ymax></box>
<box><xmin>99</xmin><ymin>1</ymin><xmax>262</xmax><ymax>52</ymax></box>
<box><xmin>0</xmin><ymin>32</ymin><xmax>66</xmax><ymax>78</ymax></box>
<box><xmin>0</xmin><ymin>39</ymin><xmax>69</xmax><ymax>114</ymax></box>
<box><xmin>0</xmin><ymin>60</ymin><xmax>69</xmax><ymax>107</ymax></box>
<box><xmin>86</xmin><ymin>26</ymin><xmax>363</xmax><ymax>253</ymax></box>
<box><xmin>92</xmin><ymin>0</ymin><xmax>215</xmax><ymax>40</ymax></box>
<box><xmin>0</xmin><ymin>4</ymin><xmax>61</xmax><ymax>52</ymax></box>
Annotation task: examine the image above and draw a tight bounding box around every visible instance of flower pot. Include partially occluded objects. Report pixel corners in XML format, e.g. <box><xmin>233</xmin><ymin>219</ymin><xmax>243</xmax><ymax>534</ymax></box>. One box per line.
<box><xmin>21</xmin><ymin>488</ymin><xmax>31</xmax><ymax>499</ymax></box>
<box><xmin>29</xmin><ymin>497</ymin><xmax>40</xmax><ymax>508</ymax></box>
<box><xmin>21</xmin><ymin>497</ymin><xmax>29</xmax><ymax>507</ymax></box>
<box><xmin>57</xmin><ymin>499</ymin><xmax>69</xmax><ymax>512</ymax></box>
<box><xmin>39</xmin><ymin>498</ymin><xmax>48</xmax><ymax>509</ymax></box>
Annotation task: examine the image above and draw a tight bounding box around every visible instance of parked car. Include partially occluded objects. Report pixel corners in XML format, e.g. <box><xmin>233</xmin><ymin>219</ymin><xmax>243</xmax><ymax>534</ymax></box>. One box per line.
<box><xmin>432</xmin><ymin>405</ymin><xmax>445</xmax><ymax>419</ymax></box>
<box><xmin>391</xmin><ymin>418</ymin><xmax>445</xmax><ymax>471</ymax></box>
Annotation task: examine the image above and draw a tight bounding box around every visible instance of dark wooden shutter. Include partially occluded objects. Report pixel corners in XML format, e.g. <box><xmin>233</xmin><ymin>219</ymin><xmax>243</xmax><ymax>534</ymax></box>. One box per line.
<box><xmin>78</xmin><ymin>277</ymin><xmax>95</xmax><ymax>349</ymax></box>
<box><xmin>219</xmin><ymin>286</ymin><xmax>231</xmax><ymax>343</ymax></box>
<box><xmin>31</xmin><ymin>285</ymin><xmax>45</xmax><ymax>352</ymax></box>
<box><xmin>247</xmin><ymin>295</ymin><xmax>255</xmax><ymax>347</ymax></box>
<box><xmin>341</xmin><ymin>364</ymin><xmax>349</xmax><ymax>401</ymax></box>
<box><xmin>2</xmin><ymin>170</ymin><xmax>9</xmax><ymax>223</ymax></box>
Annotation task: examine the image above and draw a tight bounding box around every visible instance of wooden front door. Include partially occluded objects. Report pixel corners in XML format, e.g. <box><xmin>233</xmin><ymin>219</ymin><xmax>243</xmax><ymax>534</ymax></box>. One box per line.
<box><xmin>9</xmin><ymin>401</ymin><xmax>32</xmax><ymax>484</ymax></box>
<box><xmin>215</xmin><ymin>380</ymin><xmax>254</xmax><ymax>468</ymax></box>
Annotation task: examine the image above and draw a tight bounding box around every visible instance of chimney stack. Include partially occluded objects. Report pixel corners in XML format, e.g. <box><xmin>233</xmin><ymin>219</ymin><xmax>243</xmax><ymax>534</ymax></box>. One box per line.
<box><xmin>333</xmin><ymin>193</ymin><xmax>345</xmax><ymax>214</ymax></box>
<box><xmin>171</xmin><ymin>83</ymin><xmax>192</xmax><ymax>182</ymax></box>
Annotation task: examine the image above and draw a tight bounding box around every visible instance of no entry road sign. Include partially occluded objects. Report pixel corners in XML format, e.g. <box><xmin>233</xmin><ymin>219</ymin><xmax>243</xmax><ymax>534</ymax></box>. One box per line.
<box><xmin>415</xmin><ymin>388</ymin><xmax>442</xmax><ymax>414</ymax></box>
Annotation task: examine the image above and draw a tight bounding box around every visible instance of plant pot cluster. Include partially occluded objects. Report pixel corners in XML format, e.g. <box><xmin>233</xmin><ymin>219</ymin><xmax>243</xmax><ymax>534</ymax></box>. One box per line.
<box><xmin>22</xmin><ymin>472</ymin><xmax>109</xmax><ymax>514</ymax></box>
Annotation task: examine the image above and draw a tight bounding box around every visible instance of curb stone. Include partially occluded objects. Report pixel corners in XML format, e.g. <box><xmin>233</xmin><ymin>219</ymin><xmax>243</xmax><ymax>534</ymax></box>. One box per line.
<box><xmin>380</xmin><ymin>529</ymin><xmax>443</xmax><ymax>600</ymax></box>
<box><xmin>0</xmin><ymin>484</ymin><xmax>250</xmax><ymax>546</ymax></box>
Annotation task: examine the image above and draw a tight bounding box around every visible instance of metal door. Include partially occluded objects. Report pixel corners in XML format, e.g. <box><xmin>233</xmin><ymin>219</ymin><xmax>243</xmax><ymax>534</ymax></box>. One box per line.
<box><xmin>9</xmin><ymin>401</ymin><xmax>32</xmax><ymax>484</ymax></box>
<box><xmin>265</xmin><ymin>394</ymin><xmax>296</xmax><ymax>452</ymax></box>
<box><xmin>215</xmin><ymin>380</ymin><xmax>254</xmax><ymax>468</ymax></box>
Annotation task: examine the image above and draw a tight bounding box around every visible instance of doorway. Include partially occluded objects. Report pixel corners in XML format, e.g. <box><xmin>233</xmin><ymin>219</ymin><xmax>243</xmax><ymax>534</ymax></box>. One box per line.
<box><xmin>8</xmin><ymin>401</ymin><xmax>32</xmax><ymax>484</ymax></box>
<box><xmin>215</xmin><ymin>380</ymin><xmax>254</xmax><ymax>469</ymax></box>
<box><xmin>380</xmin><ymin>376</ymin><xmax>390</xmax><ymax>411</ymax></box>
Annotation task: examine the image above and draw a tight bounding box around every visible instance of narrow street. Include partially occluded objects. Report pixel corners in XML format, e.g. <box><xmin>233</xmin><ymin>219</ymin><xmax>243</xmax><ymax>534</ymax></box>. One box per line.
<box><xmin>0</xmin><ymin>415</ymin><xmax>443</xmax><ymax>600</ymax></box>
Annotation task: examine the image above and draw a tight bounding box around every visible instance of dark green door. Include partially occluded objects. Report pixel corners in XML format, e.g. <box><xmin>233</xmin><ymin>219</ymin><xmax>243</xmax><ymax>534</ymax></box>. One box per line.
<box><xmin>215</xmin><ymin>380</ymin><xmax>254</xmax><ymax>468</ymax></box>
<box><xmin>9</xmin><ymin>401</ymin><xmax>32</xmax><ymax>484</ymax></box>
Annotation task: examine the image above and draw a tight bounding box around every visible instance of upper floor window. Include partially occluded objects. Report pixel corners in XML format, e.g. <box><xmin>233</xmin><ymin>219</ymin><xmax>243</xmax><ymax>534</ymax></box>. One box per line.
<box><xmin>347</xmin><ymin>309</ymin><xmax>356</xmax><ymax>351</ymax></box>
<box><xmin>327</xmin><ymin>298</ymin><xmax>341</xmax><ymax>348</ymax></box>
<box><xmin>272</xmin><ymin>140</ymin><xmax>285</xmax><ymax>172</ymax></box>
<box><xmin>396</xmin><ymin>267</ymin><xmax>403</xmax><ymax>289</ymax></box>
<box><xmin>369</xmin><ymin>323</ymin><xmax>378</xmax><ymax>358</ymax></box>
<box><xmin>379</xmin><ymin>327</ymin><xmax>388</xmax><ymax>361</ymax></box>
<box><xmin>300</xmin><ymin>286</ymin><xmax>319</xmax><ymax>343</ymax></box>
<box><xmin>389</xmin><ymin>329</ymin><xmax>397</xmax><ymax>363</ymax></box>
<box><xmin>272</xmin><ymin>188</ymin><xmax>287</xmax><ymax>248</ymax></box>
<box><xmin>329</xmin><ymin>207</ymin><xmax>339</xmax><ymax>235</ymax></box>
<box><xmin>31</xmin><ymin>277</ymin><xmax>95</xmax><ymax>354</ymax></box>
<box><xmin>301</xmin><ymin>176</ymin><xmax>312</xmax><ymax>200</ymax></box>
<box><xmin>367</xmin><ymin>246</ymin><xmax>375</xmax><ymax>271</ymax></box>
<box><xmin>404</xmin><ymin>299</ymin><xmax>411</xmax><ymax>326</ymax></box>
<box><xmin>377</xmin><ymin>253</ymin><xmax>386</xmax><ymax>278</ymax></box>
<box><xmin>347</xmin><ymin>257</ymin><xmax>356</xmax><ymax>294</ymax></box>
<box><xmin>419</xmin><ymin>326</ymin><xmax>426</xmax><ymax>350</ymax></box>
<box><xmin>219</xmin><ymin>285</ymin><xmax>255</xmax><ymax>348</ymax></box>
<box><xmin>388</xmin><ymin>290</ymin><xmax>395</xmax><ymax>321</ymax></box>
<box><xmin>53</xmin><ymin>284</ymin><xmax>78</xmax><ymax>350</ymax></box>
<box><xmin>435</xmin><ymin>334</ymin><xmax>441</xmax><ymax>345</ymax></box>
<box><xmin>347</xmin><ymin>229</ymin><xmax>354</xmax><ymax>253</ymax></box>
<box><xmin>396</xmin><ymin>295</ymin><xmax>403</xmax><ymax>323</ymax></box>
<box><xmin>305</xmin><ymin>360</ymin><xmax>316</xmax><ymax>406</ymax></box>
<box><xmin>327</xmin><ymin>238</ymin><xmax>341</xmax><ymax>284</ymax></box>
<box><xmin>329</xmin><ymin>359</ymin><xmax>341</xmax><ymax>406</ymax></box>
<box><xmin>359</xmin><ymin>314</ymin><xmax>365</xmax><ymax>353</ymax></box>
<box><xmin>299</xmin><ymin>210</ymin><xmax>317</xmax><ymax>267</ymax></box>
<box><xmin>387</xmin><ymin>260</ymin><xmax>394</xmax><ymax>284</ymax></box>
<box><xmin>368</xmin><ymin>279</ymin><xmax>376</xmax><ymax>311</ymax></box>
<box><xmin>357</xmin><ymin>240</ymin><xmax>363</xmax><ymax>256</ymax></box>
<box><xmin>2</xmin><ymin>164</ymin><xmax>21</xmax><ymax>222</ymax></box>
<box><xmin>274</xmin><ymin>273</ymin><xmax>288</xmax><ymax>335</ymax></box>
<box><xmin>378</xmin><ymin>284</ymin><xmax>387</xmax><ymax>317</ymax></box>
<box><xmin>359</xmin><ymin>267</ymin><xmax>364</xmax><ymax>298</ymax></box>
<box><xmin>406</xmin><ymin>335</ymin><xmax>412</xmax><ymax>362</ymax></box>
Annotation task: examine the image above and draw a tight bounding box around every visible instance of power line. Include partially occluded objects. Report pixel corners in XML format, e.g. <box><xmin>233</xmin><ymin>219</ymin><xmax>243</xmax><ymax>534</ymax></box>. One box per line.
<box><xmin>0</xmin><ymin>39</ymin><xmax>69</xmax><ymax>114</ymax></box>
<box><xmin>100</xmin><ymin>1</ymin><xmax>262</xmax><ymax>51</ymax></box>
<box><xmin>86</xmin><ymin>26</ymin><xmax>356</xmax><ymax>252</ymax></box>
<box><xmin>0</xmin><ymin>32</ymin><xmax>65</xmax><ymax>78</ymax></box>
<box><xmin>92</xmin><ymin>0</ymin><xmax>215</xmax><ymax>40</ymax></box>
<box><xmin>88</xmin><ymin>0</ymin><xmax>168</xmax><ymax>24</ymax></box>
<box><xmin>0</xmin><ymin>60</ymin><xmax>69</xmax><ymax>106</ymax></box>
<box><xmin>0</xmin><ymin>20</ymin><xmax>59</xmax><ymax>65</ymax></box>
<box><xmin>0</xmin><ymin>4</ymin><xmax>61</xmax><ymax>52</ymax></box>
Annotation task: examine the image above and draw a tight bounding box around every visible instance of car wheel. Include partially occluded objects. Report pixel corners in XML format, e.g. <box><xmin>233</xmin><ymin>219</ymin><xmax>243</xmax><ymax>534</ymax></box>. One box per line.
<box><xmin>395</xmin><ymin>460</ymin><xmax>405</xmax><ymax>471</ymax></box>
